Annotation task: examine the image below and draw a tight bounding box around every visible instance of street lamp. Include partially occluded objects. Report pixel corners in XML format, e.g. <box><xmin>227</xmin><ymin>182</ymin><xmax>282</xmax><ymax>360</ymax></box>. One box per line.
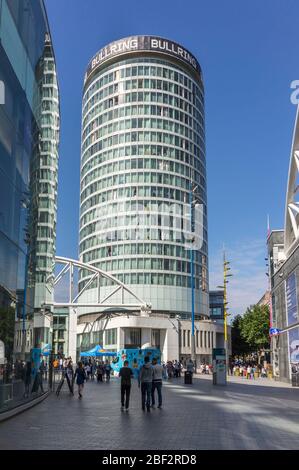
<box><xmin>217</xmin><ymin>252</ymin><xmax>233</xmax><ymax>374</ymax></box>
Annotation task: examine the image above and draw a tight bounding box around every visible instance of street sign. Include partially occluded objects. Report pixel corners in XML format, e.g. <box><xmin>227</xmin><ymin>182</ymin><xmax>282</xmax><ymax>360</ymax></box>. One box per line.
<box><xmin>212</xmin><ymin>348</ymin><xmax>226</xmax><ymax>359</ymax></box>
<box><xmin>269</xmin><ymin>327</ymin><xmax>281</xmax><ymax>336</ymax></box>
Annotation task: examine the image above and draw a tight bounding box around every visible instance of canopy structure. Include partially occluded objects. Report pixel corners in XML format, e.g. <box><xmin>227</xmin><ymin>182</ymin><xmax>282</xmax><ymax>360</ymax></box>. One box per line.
<box><xmin>80</xmin><ymin>345</ymin><xmax>117</xmax><ymax>357</ymax></box>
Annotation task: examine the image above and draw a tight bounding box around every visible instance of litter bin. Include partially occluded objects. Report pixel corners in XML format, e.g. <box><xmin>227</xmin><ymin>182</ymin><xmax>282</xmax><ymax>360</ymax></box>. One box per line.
<box><xmin>184</xmin><ymin>371</ymin><xmax>192</xmax><ymax>384</ymax></box>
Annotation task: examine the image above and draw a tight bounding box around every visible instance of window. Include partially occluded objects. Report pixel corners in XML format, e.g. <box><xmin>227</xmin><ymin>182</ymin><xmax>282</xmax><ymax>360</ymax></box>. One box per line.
<box><xmin>93</xmin><ymin>331</ymin><xmax>103</xmax><ymax>345</ymax></box>
<box><xmin>124</xmin><ymin>328</ymin><xmax>141</xmax><ymax>348</ymax></box>
<box><xmin>152</xmin><ymin>329</ymin><xmax>160</xmax><ymax>349</ymax></box>
<box><xmin>106</xmin><ymin>328</ymin><xmax>117</xmax><ymax>345</ymax></box>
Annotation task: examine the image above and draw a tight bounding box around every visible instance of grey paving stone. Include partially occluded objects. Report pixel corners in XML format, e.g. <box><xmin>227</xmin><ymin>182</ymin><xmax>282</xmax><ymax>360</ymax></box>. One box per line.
<box><xmin>0</xmin><ymin>375</ymin><xmax>298</xmax><ymax>450</ymax></box>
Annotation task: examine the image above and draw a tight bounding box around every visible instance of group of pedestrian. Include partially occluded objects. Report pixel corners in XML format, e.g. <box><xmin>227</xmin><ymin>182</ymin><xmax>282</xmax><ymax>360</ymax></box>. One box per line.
<box><xmin>96</xmin><ymin>361</ymin><xmax>112</xmax><ymax>382</ymax></box>
<box><xmin>73</xmin><ymin>359</ymin><xmax>112</xmax><ymax>382</ymax></box>
<box><xmin>119</xmin><ymin>355</ymin><xmax>163</xmax><ymax>412</ymax></box>
<box><xmin>232</xmin><ymin>363</ymin><xmax>268</xmax><ymax>379</ymax></box>
<box><xmin>23</xmin><ymin>359</ymin><xmax>46</xmax><ymax>398</ymax></box>
<box><xmin>62</xmin><ymin>356</ymin><xmax>197</xmax><ymax>408</ymax></box>
<box><xmin>164</xmin><ymin>359</ymin><xmax>183</xmax><ymax>379</ymax></box>
<box><xmin>71</xmin><ymin>359</ymin><xmax>113</xmax><ymax>399</ymax></box>
<box><xmin>200</xmin><ymin>363</ymin><xmax>212</xmax><ymax>374</ymax></box>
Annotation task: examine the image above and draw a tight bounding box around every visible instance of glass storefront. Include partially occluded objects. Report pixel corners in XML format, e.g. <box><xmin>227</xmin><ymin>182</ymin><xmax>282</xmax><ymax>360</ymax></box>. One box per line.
<box><xmin>0</xmin><ymin>0</ymin><xmax>60</xmax><ymax>413</ymax></box>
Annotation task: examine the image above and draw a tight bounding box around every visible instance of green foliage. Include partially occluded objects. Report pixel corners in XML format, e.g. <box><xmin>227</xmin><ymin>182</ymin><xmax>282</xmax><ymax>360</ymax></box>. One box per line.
<box><xmin>240</xmin><ymin>304</ymin><xmax>270</xmax><ymax>350</ymax></box>
<box><xmin>0</xmin><ymin>306</ymin><xmax>15</xmax><ymax>359</ymax></box>
<box><xmin>231</xmin><ymin>314</ymin><xmax>252</xmax><ymax>357</ymax></box>
<box><xmin>231</xmin><ymin>305</ymin><xmax>270</xmax><ymax>357</ymax></box>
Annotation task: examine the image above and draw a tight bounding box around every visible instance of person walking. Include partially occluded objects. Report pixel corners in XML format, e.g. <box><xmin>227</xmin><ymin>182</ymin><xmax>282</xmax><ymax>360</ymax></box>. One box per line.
<box><xmin>177</xmin><ymin>360</ymin><xmax>182</xmax><ymax>378</ymax></box>
<box><xmin>138</xmin><ymin>356</ymin><xmax>153</xmax><ymax>412</ymax></box>
<box><xmin>97</xmin><ymin>362</ymin><xmax>104</xmax><ymax>382</ymax></box>
<box><xmin>23</xmin><ymin>361</ymin><xmax>32</xmax><ymax>398</ymax></box>
<box><xmin>36</xmin><ymin>363</ymin><xmax>45</xmax><ymax>393</ymax></box>
<box><xmin>166</xmin><ymin>360</ymin><xmax>174</xmax><ymax>379</ymax></box>
<box><xmin>91</xmin><ymin>360</ymin><xmax>96</xmax><ymax>380</ymax></box>
<box><xmin>173</xmin><ymin>360</ymin><xmax>178</xmax><ymax>378</ymax></box>
<box><xmin>85</xmin><ymin>362</ymin><xmax>91</xmax><ymax>380</ymax></box>
<box><xmin>162</xmin><ymin>361</ymin><xmax>168</xmax><ymax>380</ymax></box>
<box><xmin>66</xmin><ymin>359</ymin><xmax>74</xmax><ymax>394</ymax></box>
<box><xmin>104</xmin><ymin>360</ymin><xmax>112</xmax><ymax>382</ymax></box>
<box><xmin>151</xmin><ymin>357</ymin><xmax>163</xmax><ymax>409</ymax></box>
<box><xmin>187</xmin><ymin>358</ymin><xmax>195</xmax><ymax>376</ymax></box>
<box><xmin>74</xmin><ymin>361</ymin><xmax>86</xmax><ymax>399</ymax></box>
<box><xmin>119</xmin><ymin>360</ymin><xmax>133</xmax><ymax>411</ymax></box>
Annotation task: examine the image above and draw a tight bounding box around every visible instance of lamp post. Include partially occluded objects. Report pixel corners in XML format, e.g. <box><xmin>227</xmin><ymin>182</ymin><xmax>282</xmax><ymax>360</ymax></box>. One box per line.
<box><xmin>217</xmin><ymin>251</ymin><xmax>233</xmax><ymax>374</ymax></box>
<box><xmin>188</xmin><ymin>182</ymin><xmax>201</xmax><ymax>367</ymax></box>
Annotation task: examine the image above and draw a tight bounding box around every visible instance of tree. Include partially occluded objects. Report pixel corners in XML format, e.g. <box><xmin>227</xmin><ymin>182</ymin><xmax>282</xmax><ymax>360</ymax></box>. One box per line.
<box><xmin>231</xmin><ymin>314</ymin><xmax>252</xmax><ymax>358</ymax></box>
<box><xmin>0</xmin><ymin>306</ymin><xmax>15</xmax><ymax>360</ymax></box>
<box><xmin>240</xmin><ymin>304</ymin><xmax>270</xmax><ymax>358</ymax></box>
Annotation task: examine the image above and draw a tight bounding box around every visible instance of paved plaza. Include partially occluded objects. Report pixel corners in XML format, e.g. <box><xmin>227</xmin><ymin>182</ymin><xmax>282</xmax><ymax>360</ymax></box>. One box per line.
<box><xmin>0</xmin><ymin>375</ymin><xmax>298</xmax><ymax>450</ymax></box>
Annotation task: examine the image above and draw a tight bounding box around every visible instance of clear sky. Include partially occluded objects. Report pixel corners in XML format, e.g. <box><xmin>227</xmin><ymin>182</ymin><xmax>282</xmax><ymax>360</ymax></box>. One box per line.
<box><xmin>45</xmin><ymin>0</ymin><xmax>299</xmax><ymax>315</ymax></box>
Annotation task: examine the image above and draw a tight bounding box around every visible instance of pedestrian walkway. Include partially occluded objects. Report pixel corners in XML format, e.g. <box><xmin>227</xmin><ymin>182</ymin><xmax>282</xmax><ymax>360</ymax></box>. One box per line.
<box><xmin>0</xmin><ymin>376</ymin><xmax>298</xmax><ymax>450</ymax></box>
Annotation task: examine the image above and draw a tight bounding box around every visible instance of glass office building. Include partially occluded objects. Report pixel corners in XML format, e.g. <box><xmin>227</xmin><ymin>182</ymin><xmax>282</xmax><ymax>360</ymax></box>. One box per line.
<box><xmin>0</xmin><ymin>0</ymin><xmax>59</xmax><ymax>411</ymax></box>
<box><xmin>79</xmin><ymin>36</ymin><xmax>208</xmax><ymax>315</ymax></box>
<box><xmin>78</xmin><ymin>36</ymin><xmax>210</xmax><ymax>360</ymax></box>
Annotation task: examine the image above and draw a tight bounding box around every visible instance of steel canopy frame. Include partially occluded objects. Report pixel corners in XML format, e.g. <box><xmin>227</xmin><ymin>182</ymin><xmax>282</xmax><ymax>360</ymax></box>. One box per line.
<box><xmin>285</xmin><ymin>106</ymin><xmax>299</xmax><ymax>255</ymax></box>
<box><xmin>50</xmin><ymin>256</ymin><xmax>151</xmax><ymax>312</ymax></box>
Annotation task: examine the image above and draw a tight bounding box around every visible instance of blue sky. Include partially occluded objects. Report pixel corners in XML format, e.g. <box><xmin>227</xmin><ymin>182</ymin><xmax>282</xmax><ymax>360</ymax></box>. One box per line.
<box><xmin>45</xmin><ymin>0</ymin><xmax>299</xmax><ymax>314</ymax></box>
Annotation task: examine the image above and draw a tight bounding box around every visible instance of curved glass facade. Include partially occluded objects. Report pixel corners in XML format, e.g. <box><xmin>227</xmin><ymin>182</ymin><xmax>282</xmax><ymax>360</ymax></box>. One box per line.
<box><xmin>79</xmin><ymin>37</ymin><xmax>208</xmax><ymax>317</ymax></box>
<box><xmin>0</xmin><ymin>0</ymin><xmax>59</xmax><ymax>411</ymax></box>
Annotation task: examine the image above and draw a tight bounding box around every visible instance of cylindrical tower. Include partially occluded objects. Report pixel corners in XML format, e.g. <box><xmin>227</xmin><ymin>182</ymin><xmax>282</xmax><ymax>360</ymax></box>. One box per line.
<box><xmin>79</xmin><ymin>36</ymin><xmax>208</xmax><ymax>337</ymax></box>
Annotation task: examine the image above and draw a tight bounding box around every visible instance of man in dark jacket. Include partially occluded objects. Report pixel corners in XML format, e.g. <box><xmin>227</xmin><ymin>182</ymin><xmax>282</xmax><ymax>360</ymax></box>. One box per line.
<box><xmin>138</xmin><ymin>356</ymin><xmax>153</xmax><ymax>412</ymax></box>
<box><xmin>119</xmin><ymin>360</ymin><xmax>133</xmax><ymax>411</ymax></box>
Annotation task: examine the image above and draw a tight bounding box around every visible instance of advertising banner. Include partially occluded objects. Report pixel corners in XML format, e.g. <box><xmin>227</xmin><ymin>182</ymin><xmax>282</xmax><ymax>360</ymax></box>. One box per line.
<box><xmin>285</xmin><ymin>272</ymin><xmax>299</xmax><ymax>364</ymax></box>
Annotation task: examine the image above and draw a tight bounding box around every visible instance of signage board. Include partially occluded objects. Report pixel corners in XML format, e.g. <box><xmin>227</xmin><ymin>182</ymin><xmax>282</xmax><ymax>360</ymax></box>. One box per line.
<box><xmin>212</xmin><ymin>348</ymin><xmax>227</xmax><ymax>385</ymax></box>
<box><xmin>85</xmin><ymin>36</ymin><xmax>201</xmax><ymax>83</ymax></box>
